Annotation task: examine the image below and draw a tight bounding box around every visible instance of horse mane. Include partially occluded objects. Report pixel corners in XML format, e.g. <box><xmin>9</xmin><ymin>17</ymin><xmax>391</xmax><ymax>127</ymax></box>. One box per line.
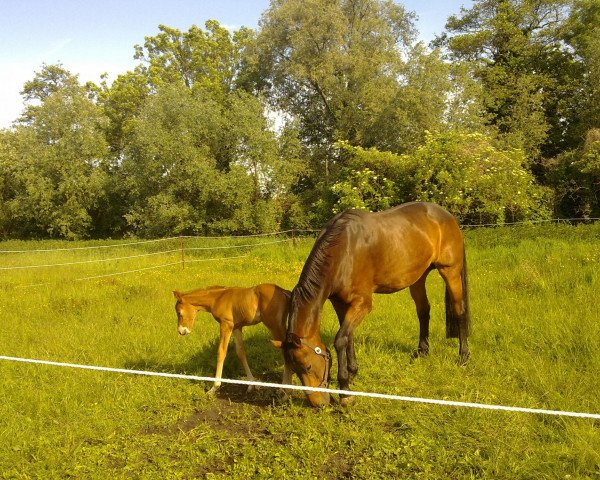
<box><xmin>293</xmin><ymin>209</ymin><xmax>362</xmax><ymax>305</ymax></box>
<box><xmin>179</xmin><ymin>285</ymin><xmax>227</xmax><ymax>300</ymax></box>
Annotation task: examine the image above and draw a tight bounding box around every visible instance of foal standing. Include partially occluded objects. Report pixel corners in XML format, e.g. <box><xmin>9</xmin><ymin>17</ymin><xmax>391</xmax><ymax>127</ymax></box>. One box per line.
<box><xmin>173</xmin><ymin>283</ymin><xmax>292</xmax><ymax>393</ymax></box>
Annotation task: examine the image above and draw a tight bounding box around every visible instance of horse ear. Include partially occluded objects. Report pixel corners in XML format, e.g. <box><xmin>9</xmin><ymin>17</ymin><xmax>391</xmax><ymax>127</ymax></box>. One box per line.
<box><xmin>271</xmin><ymin>340</ymin><xmax>283</xmax><ymax>349</ymax></box>
<box><xmin>173</xmin><ymin>290</ymin><xmax>182</xmax><ymax>300</ymax></box>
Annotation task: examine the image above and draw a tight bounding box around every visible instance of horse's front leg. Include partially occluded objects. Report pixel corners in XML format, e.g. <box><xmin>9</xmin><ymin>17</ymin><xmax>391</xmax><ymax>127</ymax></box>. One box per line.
<box><xmin>208</xmin><ymin>320</ymin><xmax>233</xmax><ymax>395</ymax></box>
<box><xmin>334</xmin><ymin>295</ymin><xmax>372</xmax><ymax>406</ymax></box>
<box><xmin>330</xmin><ymin>299</ymin><xmax>358</xmax><ymax>384</ymax></box>
<box><xmin>346</xmin><ymin>333</ymin><xmax>358</xmax><ymax>382</ymax></box>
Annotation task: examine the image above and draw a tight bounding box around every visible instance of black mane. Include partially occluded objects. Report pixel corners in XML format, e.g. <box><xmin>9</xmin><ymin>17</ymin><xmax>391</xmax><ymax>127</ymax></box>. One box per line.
<box><xmin>292</xmin><ymin>209</ymin><xmax>363</xmax><ymax>305</ymax></box>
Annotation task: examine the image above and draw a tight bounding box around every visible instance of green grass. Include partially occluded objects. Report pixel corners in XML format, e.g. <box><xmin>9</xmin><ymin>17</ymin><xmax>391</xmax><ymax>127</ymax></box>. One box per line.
<box><xmin>1</xmin><ymin>225</ymin><xmax>599</xmax><ymax>479</ymax></box>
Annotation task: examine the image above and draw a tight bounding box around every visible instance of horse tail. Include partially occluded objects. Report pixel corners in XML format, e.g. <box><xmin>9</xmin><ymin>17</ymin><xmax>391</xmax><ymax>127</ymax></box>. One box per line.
<box><xmin>445</xmin><ymin>242</ymin><xmax>471</xmax><ymax>338</ymax></box>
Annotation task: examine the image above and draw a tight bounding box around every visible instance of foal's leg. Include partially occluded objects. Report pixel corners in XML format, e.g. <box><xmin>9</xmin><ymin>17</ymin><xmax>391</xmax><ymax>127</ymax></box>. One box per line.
<box><xmin>334</xmin><ymin>295</ymin><xmax>372</xmax><ymax>406</ymax></box>
<box><xmin>209</xmin><ymin>320</ymin><xmax>233</xmax><ymax>394</ymax></box>
<box><xmin>409</xmin><ymin>273</ymin><xmax>431</xmax><ymax>357</ymax></box>
<box><xmin>232</xmin><ymin>328</ymin><xmax>256</xmax><ymax>393</ymax></box>
<box><xmin>439</xmin><ymin>265</ymin><xmax>470</xmax><ymax>364</ymax></box>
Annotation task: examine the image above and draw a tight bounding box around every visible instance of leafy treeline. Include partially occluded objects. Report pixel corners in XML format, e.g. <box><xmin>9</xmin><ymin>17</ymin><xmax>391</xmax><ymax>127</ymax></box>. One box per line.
<box><xmin>1</xmin><ymin>0</ymin><xmax>599</xmax><ymax>239</ymax></box>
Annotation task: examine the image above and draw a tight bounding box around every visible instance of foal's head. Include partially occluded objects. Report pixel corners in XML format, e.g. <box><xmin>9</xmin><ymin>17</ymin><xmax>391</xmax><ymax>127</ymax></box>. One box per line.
<box><xmin>173</xmin><ymin>291</ymin><xmax>200</xmax><ymax>336</ymax></box>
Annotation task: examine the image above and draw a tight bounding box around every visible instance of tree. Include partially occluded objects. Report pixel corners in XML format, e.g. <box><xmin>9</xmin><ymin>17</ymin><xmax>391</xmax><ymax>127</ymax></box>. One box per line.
<box><xmin>4</xmin><ymin>65</ymin><xmax>109</xmax><ymax>239</ymax></box>
<box><xmin>255</xmin><ymin>0</ymin><xmax>463</xmax><ymax>226</ymax></box>
<box><xmin>437</xmin><ymin>0</ymin><xmax>574</xmax><ymax>159</ymax></box>
<box><xmin>561</xmin><ymin>0</ymin><xmax>600</xmax><ymax>143</ymax></box>
<box><xmin>256</xmin><ymin>0</ymin><xmax>418</xmax><ymax>154</ymax></box>
<box><xmin>134</xmin><ymin>21</ymin><xmax>250</xmax><ymax>98</ymax></box>
<box><xmin>122</xmin><ymin>83</ymin><xmax>289</xmax><ymax>236</ymax></box>
<box><xmin>334</xmin><ymin>133</ymin><xmax>552</xmax><ymax>223</ymax></box>
<box><xmin>546</xmin><ymin>129</ymin><xmax>600</xmax><ymax>217</ymax></box>
<box><xmin>20</xmin><ymin>63</ymin><xmax>80</xmax><ymax>105</ymax></box>
<box><xmin>95</xmin><ymin>69</ymin><xmax>150</xmax><ymax>154</ymax></box>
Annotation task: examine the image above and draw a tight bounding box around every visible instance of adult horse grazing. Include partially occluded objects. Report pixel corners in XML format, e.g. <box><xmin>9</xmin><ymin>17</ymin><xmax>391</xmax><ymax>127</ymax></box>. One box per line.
<box><xmin>277</xmin><ymin>202</ymin><xmax>470</xmax><ymax>407</ymax></box>
<box><xmin>173</xmin><ymin>284</ymin><xmax>292</xmax><ymax>394</ymax></box>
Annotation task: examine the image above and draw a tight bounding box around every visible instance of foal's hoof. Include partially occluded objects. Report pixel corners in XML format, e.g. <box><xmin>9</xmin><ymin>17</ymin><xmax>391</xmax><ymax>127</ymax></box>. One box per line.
<box><xmin>207</xmin><ymin>385</ymin><xmax>219</xmax><ymax>396</ymax></box>
<box><xmin>339</xmin><ymin>395</ymin><xmax>356</xmax><ymax>408</ymax></box>
<box><xmin>246</xmin><ymin>384</ymin><xmax>256</xmax><ymax>394</ymax></box>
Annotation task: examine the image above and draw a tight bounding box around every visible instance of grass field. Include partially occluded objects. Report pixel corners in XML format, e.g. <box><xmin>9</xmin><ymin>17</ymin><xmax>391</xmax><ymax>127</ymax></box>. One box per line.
<box><xmin>1</xmin><ymin>224</ymin><xmax>599</xmax><ymax>479</ymax></box>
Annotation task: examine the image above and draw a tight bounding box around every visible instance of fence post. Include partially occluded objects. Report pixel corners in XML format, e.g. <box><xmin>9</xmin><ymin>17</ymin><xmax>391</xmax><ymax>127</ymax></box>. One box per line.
<box><xmin>180</xmin><ymin>237</ymin><xmax>185</xmax><ymax>270</ymax></box>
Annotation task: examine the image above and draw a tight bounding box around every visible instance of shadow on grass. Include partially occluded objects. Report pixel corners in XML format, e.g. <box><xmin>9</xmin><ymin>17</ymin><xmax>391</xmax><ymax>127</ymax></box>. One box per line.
<box><xmin>124</xmin><ymin>329</ymin><xmax>422</xmax><ymax>408</ymax></box>
<box><xmin>124</xmin><ymin>330</ymin><xmax>332</xmax><ymax>407</ymax></box>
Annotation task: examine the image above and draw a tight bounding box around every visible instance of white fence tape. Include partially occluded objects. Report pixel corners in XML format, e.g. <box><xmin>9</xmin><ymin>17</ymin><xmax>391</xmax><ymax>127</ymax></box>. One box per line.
<box><xmin>461</xmin><ymin>217</ymin><xmax>599</xmax><ymax>227</ymax></box>
<box><xmin>0</xmin><ymin>248</ymin><xmax>181</xmax><ymax>270</ymax></box>
<box><xmin>0</xmin><ymin>238</ymin><xmax>290</xmax><ymax>271</ymax></box>
<box><xmin>1</xmin><ymin>355</ymin><xmax>599</xmax><ymax>420</ymax></box>
<box><xmin>0</xmin><ymin>230</ymin><xmax>305</xmax><ymax>254</ymax></box>
<box><xmin>15</xmin><ymin>255</ymin><xmax>248</xmax><ymax>288</ymax></box>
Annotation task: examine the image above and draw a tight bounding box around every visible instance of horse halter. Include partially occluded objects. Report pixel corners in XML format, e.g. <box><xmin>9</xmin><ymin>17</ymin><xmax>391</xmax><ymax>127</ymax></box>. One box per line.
<box><xmin>298</xmin><ymin>338</ymin><xmax>331</xmax><ymax>389</ymax></box>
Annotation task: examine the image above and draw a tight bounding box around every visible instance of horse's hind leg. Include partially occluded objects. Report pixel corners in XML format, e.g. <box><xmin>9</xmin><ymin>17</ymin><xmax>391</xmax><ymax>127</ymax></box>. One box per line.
<box><xmin>232</xmin><ymin>328</ymin><xmax>256</xmax><ymax>393</ymax></box>
<box><xmin>409</xmin><ymin>273</ymin><xmax>431</xmax><ymax>357</ymax></box>
<box><xmin>439</xmin><ymin>265</ymin><xmax>470</xmax><ymax>364</ymax></box>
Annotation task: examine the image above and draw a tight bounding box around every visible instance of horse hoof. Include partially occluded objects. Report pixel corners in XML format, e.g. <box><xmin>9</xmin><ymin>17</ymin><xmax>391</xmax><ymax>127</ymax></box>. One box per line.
<box><xmin>411</xmin><ymin>349</ymin><xmax>429</xmax><ymax>360</ymax></box>
<box><xmin>340</xmin><ymin>395</ymin><xmax>355</xmax><ymax>407</ymax></box>
<box><xmin>246</xmin><ymin>385</ymin><xmax>255</xmax><ymax>394</ymax></box>
<box><xmin>458</xmin><ymin>352</ymin><xmax>470</xmax><ymax>366</ymax></box>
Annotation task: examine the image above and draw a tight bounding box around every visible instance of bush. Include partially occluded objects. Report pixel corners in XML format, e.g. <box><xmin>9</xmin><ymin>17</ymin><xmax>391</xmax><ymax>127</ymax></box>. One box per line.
<box><xmin>332</xmin><ymin>132</ymin><xmax>552</xmax><ymax>224</ymax></box>
<box><xmin>407</xmin><ymin>132</ymin><xmax>552</xmax><ymax>224</ymax></box>
<box><xmin>545</xmin><ymin>129</ymin><xmax>600</xmax><ymax>218</ymax></box>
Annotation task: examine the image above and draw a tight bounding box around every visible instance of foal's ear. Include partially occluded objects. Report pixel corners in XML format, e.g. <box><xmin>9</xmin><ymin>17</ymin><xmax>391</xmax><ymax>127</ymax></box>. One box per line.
<box><xmin>173</xmin><ymin>290</ymin><xmax>182</xmax><ymax>300</ymax></box>
<box><xmin>271</xmin><ymin>340</ymin><xmax>283</xmax><ymax>349</ymax></box>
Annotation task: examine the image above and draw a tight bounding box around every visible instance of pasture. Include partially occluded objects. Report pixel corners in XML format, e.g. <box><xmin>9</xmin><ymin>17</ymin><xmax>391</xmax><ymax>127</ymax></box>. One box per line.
<box><xmin>1</xmin><ymin>224</ymin><xmax>599</xmax><ymax>479</ymax></box>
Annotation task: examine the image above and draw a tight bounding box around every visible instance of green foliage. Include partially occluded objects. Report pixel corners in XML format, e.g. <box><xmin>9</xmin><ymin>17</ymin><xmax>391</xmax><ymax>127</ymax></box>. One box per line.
<box><xmin>545</xmin><ymin>129</ymin><xmax>600</xmax><ymax>217</ymax></box>
<box><xmin>561</xmin><ymin>0</ymin><xmax>600</xmax><ymax>144</ymax></box>
<box><xmin>1</xmin><ymin>1</ymin><xmax>600</xmax><ymax>239</ymax></box>
<box><xmin>134</xmin><ymin>21</ymin><xmax>240</xmax><ymax>97</ymax></box>
<box><xmin>255</xmin><ymin>0</ymin><xmax>454</xmax><ymax>157</ymax></box>
<box><xmin>406</xmin><ymin>132</ymin><xmax>552</xmax><ymax>223</ymax></box>
<box><xmin>439</xmin><ymin>0</ymin><xmax>574</xmax><ymax>159</ymax></box>
<box><xmin>331</xmin><ymin>167</ymin><xmax>395</xmax><ymax>213</ymax></box>
<box><xmin>334</xmin><ymin>133</ymin><xmax>552</xmax><ymax>224</ymax></box>
<box><xmin>121</xmin><ymin>83</ymin><xmax>298</xmax><ymax>237</ymax></box>
<box><xmin>1</xmin><ymin>66</ymin><xmax>109</xmax><ymax>239</ymax></box>
<box><xmin>331</xmin><ymin>141</ymin><xmax>410</xmax><ymax>213</ymax></box>
<box><xmin>96</xmin><ymin>69</ymin><xmax>150</xmax><ymax>153</ymax></box>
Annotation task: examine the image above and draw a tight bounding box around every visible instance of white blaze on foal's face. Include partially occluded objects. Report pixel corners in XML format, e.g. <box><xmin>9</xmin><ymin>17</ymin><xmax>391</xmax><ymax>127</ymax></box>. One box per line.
<box><xmin>175</xmin><ymin>302</ymin><xmax>197</xmax><ymax>336</ymax></box>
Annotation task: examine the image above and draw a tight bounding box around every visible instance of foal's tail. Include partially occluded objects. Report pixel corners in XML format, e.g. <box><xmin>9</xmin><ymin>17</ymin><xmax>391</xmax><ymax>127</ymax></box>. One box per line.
<box><xmin>445</xmin><ymin>243</ymin><xmax>471</xmax><ymax>338</ymax></box>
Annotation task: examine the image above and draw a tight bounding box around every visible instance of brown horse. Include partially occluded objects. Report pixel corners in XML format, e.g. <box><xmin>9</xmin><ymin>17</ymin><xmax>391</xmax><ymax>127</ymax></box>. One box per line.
<box><xmin>275</xmin><ymin>202</ymin><xmax>470</xmax><ymax>407</ymax></box>
<box><xmin>173</xmin><ymin>283</ymin><xmax>292</xmax><ymax>393</ymax></box>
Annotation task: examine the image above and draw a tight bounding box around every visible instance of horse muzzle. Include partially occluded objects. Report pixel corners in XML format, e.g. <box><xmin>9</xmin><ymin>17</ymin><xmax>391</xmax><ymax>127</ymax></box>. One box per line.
<box><xmin>178</xmin><ymin>326</ymin><xmax>191</xmax><ymax>336</ymax></box>
<box><xmin>306</xmin><ymin>391</ymin><xmax>331</xmax><ymax>407</ymax></box>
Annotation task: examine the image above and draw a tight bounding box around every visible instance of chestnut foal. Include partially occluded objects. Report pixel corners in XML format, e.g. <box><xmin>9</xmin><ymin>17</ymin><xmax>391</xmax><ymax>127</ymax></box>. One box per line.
<box><xmin>173</xmin><ymin>283</ymin><xmax>292</xmax><ymax>394</ymax></box>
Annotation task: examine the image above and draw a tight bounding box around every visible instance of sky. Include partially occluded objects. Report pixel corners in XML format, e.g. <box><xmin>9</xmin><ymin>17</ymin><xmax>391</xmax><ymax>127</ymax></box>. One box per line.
<box><xmin>0</xmin><ymin>0</ymin><xmax>473</xmax><ymax>129</ymax></box>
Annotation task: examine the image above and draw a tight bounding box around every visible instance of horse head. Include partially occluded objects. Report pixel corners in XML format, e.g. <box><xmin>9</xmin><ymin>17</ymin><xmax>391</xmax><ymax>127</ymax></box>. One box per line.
<box><xmin>173</xmin><ymin>291</ymin><xmax>199</xmax><ymax>336</ymax></box>
<box><xmin>273</xmin><ymin>333</ymin><xmax>331</xmax><ymax>407</ymax></box>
